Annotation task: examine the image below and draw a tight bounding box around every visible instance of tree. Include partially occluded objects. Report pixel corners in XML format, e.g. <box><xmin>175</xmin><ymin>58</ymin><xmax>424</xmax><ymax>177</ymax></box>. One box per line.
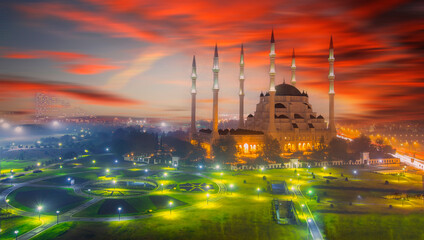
<box><xmin>351</xmin><ymin>135</ymin><xmax>372</xmax><ymax>154</ymax></box>
<box><xmin>328</xmin><ymin>138</ymin><xmax>348</xmax><ymax>160</ymax></box>
<box><xmin>212</xmin><ymin>137</ymin><xmax>237</xmax><ymax>164</ymax></box>
<box><xmin>262</xmin><ymin>136</ymin><xmax>282</xmax><ymax>161</ymax></box>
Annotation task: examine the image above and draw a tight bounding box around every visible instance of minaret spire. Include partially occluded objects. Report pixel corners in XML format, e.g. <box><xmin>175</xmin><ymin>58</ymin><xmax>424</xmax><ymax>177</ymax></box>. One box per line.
<box><xmin>239</xmin><ymin>44</ymin><xmax>245</xmax><ymax>128</ymax></box>
<box><xmin>212</xmin><ymin>44</ymin><xmax>220</xmax><ymax>138</ymax></box>
<box><xmin>328</xmin><ymin>36</ymin><xmax>336</xmax><ymax>136</ymax></box>
<box><xmin>268</xmin><ymin>30</ymin><xmax>276</xmax><ymax>133</ymax></box>
<box><xmin>291</xmin><ymin>48</ymin><xmax>296</xmax><ymax>86</ymax></box>
<box><xmin>190</xmin><ymin>55</ymin><xmax>197</xmax><ymax>138</ymax></box>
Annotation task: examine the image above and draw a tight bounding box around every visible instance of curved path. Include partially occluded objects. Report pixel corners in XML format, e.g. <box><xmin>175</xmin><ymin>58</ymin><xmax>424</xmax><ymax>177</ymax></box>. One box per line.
<box><xmin>1</xmin><ymin>170</ymin><xmax>226</xmax><ymax>239</ymax></box>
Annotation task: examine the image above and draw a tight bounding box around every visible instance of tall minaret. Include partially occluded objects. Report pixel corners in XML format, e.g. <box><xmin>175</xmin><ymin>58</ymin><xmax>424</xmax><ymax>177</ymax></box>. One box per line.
<box><xmin>291</xmin><ymin>48</ymin><xmax>296</xmax><ymax>86</ymax></box>
<box><xmin>212</xmin><ymin>44</ymin><xmax>219</xmax><ymax>138</ymax></box>
<box><xmin>190</xmin><ymin>55</ymin><xmax>197</xmax><ymax>138</ymax></box>
<box><xmin>328</xmin><ymin>36</ymin><xmax>336</xmax><ymax>135</ymax></box>
<box><xmin>239</xmin><ymin>44</ymin><xmax>245</xmax><ymax>129</ymax></box>
<box><xmin>268</xmin><ymin>30</ymin><xmax>276</xmax><ymax>133</ymax></box>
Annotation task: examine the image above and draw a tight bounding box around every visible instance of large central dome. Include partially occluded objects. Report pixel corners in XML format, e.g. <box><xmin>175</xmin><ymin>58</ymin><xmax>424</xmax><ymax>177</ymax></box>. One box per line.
<box><xmin>275</xmin><ymin>83</ymin><xmax>303</xmax><ymax>96</ymax></box>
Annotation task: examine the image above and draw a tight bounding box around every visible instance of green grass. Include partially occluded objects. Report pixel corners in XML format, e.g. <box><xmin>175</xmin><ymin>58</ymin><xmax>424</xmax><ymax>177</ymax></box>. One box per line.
<box><xmin>8</xmin><ymin>186</ymin><xmax>90</xmax><ymax>214</ymax></box>
<box><xmin>31</xmin><ymin>222</ymin><xmax>77</xmax><ymax>240</ymax></box>
<box><xmin>74</xmin><ymin>195</ymin><xmax>186</xmax><ymax>217</ymax></box>
<box><xmin>0</xmin><ymin>158</ymin><xmax>49</xmax><ymax>173</ymax></box>
<box><xmin>0</xmin><ymin>215</ymin><xmax>41</xmax><ymax>240</ymax></box>
<box><xmin>43</xmin><ymin>196</ymin><xmax>306</xmax><ymax>240</ymax></box>
<box><xmin>317</xmin><ymin>213</ymin><xmax>424</xmax><ymax>240</ymax></box>
<box><xmin>37</xmin><ymin>172</ymin><xmax>100</xmax><ymax>186</ymax></box>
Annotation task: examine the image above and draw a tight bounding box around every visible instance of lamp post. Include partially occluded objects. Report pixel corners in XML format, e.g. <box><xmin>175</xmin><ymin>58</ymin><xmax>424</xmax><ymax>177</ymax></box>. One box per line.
<box><xmin>308</xmin><ymin>190</ymin><xmax>313</xmax><ymax>200</ymax></box>
<box><xmin>301</xmin><ymin>204</ymin><xmax>305</xmax><ymax>218</ymax></box>
<box><xmin>56</xmin><ymin>210</ymin><xmax>60</xmax><ymax>224</ymax></box>
<box><xmin>164</xmin><ymin>172</ymin><xmax>168</xmax><ymax>180</ymax></box>
<box><xmin>169</xmin><ymin>201</ymin><xmax>173</xmax><ymax>215</ymax></box>
<box><xmin>229</xmin><ymin>184</ymin><xmax>234</xmax><ymax>195</ymax></box>
<box><xmin>220</xmin><ymin>172</ymin><xmax>223</xmax><ymax>182</ymax></box>
<box><xmin>37</xmin><ymin>206</ymin><xmax>43</xmax><ymax>220</ymax></box>
<box><xmin>297</xmin><ymin>173</ymin><xmax>300</xmax><ymax>183</ymax></box>
<box><xmin>14</xmin><ymin>230</ymin><xmax>19</xmax><ymax>240</ymax></box>
<box><xmin>6</xmin><ymin>199</ymin><xmax>9</xmax><ymax>213</ymax></box>
<box><xmin>206</xmin><ymin>193</ymin><xmax>210</xmax><ymax>205</ymax></box>
<box><xmin>307</xmin><ymin>218</ymin><xmax>312</xmax><ymax>240</ymax></box>
<box><xmin>161</xmin><ymin>183</ymin><xmax>164</xmax><ymax>193</ymax></box>
<box><xmin>257</xmin><ymin>187</ymin><xmax>260</xmax><ymax>199</ymax></box>
<box><xmin>118</xmin><ymin>207</ymin><xmax>122</xmax><ymax>221</ymax></box>
<box><xmin>113</xmin><ymin>180</ymin><xmax>117</xmax><ymax>190</ymax></box>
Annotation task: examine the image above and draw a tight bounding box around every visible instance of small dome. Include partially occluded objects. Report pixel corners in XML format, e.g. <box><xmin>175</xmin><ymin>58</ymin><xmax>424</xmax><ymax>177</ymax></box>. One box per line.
<box><xmin>317</xmin><ymin>115</ymin><xmax>324</xmax><ymax>119</ymax></box>
<box><xmin>248</xmin><ymin>114</ymin><xmax>254</xmax><ymax>118</ymax></box>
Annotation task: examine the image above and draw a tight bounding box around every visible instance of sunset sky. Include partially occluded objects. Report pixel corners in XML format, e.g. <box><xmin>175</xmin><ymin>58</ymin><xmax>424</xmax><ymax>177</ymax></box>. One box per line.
<box><xmin>0</xmin><ymin>0</ymin><xmax>423</xmax><ymax>123</ymax></box>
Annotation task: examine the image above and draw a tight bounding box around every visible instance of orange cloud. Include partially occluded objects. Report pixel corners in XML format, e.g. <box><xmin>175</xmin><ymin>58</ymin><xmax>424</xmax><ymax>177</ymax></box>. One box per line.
<box><xmin>2</xmin><ymin>50</ymin><xmax>120</xmax><ymax>75</ymax></box>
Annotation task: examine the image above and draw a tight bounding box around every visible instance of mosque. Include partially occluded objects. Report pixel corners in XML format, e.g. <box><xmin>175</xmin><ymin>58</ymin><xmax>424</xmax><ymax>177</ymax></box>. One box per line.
<box><xmin>190</xmin><ymin>31</ymin><xmax>336</xmax><ymax>158</ymax></box>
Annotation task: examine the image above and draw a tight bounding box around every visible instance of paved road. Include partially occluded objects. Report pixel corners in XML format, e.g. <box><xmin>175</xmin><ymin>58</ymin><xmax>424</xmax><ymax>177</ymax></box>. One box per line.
<box><xmin>293</xmin><ymin>185</ymin><xmax>324</xmax><ymax>240</ymax></box>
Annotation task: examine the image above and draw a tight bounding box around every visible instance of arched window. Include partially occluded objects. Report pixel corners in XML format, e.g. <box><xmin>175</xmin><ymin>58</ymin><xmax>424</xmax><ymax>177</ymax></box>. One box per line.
<box><xmin>275</xmin><ymin>103</ymin><xmax>286</xmax><ymax>108</ymax></box>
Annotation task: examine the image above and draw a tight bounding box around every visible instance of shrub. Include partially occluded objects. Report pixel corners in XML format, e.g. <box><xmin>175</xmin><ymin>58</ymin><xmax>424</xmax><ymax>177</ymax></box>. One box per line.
<box><xmin>385</xmin><ymin>180</ymin><xmax>389</xmax><ymax>185</ymax></box>
<box><xmin>345</xmin><ymin>177</ymin><xmax>348</xmax><ymax>181</ymax></box>
<box><xmin>316</xmin><ymin>196</ymin><xmax>320</xmax><ymax>203</ymax></box>
<box><xmin>263</xmin><ymin>176</ymin><xmax>267</xmax><ymax>181</ymax></box>
<box><xmin>326</xmin><ymin>179</ymin><xmax>330</xmax><ymax>184</ymax></box>
<box><xmin>389</xmin><ymin>205</ymin><xmax>393</xmax><ymax>209</ymax></box>
<box><xmin>243</xmin><ymin>180</ymin><xmax>246</xmax><ymax>184</ymax></box>
<box><xmin>330</xmin><ymin>204</ymin><xmax>334</xmax><ymax>208</ymax></box>
<box><xmin>349</xmin><ymin>202</ymin><xmax>352</xmax><ymax>206</ymax></box>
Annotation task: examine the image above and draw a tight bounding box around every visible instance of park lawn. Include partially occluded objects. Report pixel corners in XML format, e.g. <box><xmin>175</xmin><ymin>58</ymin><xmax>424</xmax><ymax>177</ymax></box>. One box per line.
<box><xmin>74</xmin><ymin>195</ymin><xmax>187</xmax><ymax>217</ymax></box>
<box><xmin>8</xmin><ymin>186</ymin><xmax>90</xmax><ymax>214</ymax></box>
<box><xmin>37</xmin><ymin>172</ymin><xmax>100</xmax><ymax>186</ymax></box>
<box><xmin>0</xmin><ymin>215</ymin><xmax>41</xmax><ymax>240</ymax></box>
<box><xmin>31</xmin><ymin>222</ymin><xmax>78</xmax><ymax>240</ymax></box>
<box><xmin>0</xmin><ymin>184</ymin><xmax>11</xmax><ymax>193</ymax></box>
<box><xmin>47</xmin><ymin>196</ymin><xmax>306</xmax><ymax>240</ymax></box>
<box><xmin>0</xmin><ymin>158</ymin><xmax>50</xmax><ymax>173</ymax></box>
<box><xmin>316</xmin><ymin>213</ymin><xmax>424</xmax><ymax>240</ymax></box>
<box><xmin>10</xmin><ymin>168</ymin><xmax>94</xmax><ymax>183</ymax></box>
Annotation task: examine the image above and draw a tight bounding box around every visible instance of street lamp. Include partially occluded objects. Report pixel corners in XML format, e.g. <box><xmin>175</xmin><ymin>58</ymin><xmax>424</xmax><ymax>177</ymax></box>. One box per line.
<box><xmin>169</xmin><ymin>201</ymin><xmax>173</xmax><ymax>214</ymax></box>
<box><xmin>229</xmin><ymin>184</ymin><xmax>234</xmax><ymax>195</ymax></box>
<box><xmin>206</xmin><ymin>185</ymin><xmax>210</xmax><ymax>191</ymax></box>
<box><xmin>161</xmin><ymin>183</ymin><xmax>164</xmax><ymax>193</ymax></box>
<box><xmin>106</xmin><ymin>168</ymin><xmax>110</xmax><ymax>174</ymax></box>
<box><xmin>308</xmin><ymin>190</ymin><xmax>313</xmax><ymax>200</ymax></box>
<box><xmin>301</xmin><ymin>204</ymin><xmax>305</xmax><ymax>217</ymax></box>
<box><xmin>220</xmin><ymin>172</ymin><xmax>223</xmax><ymax>181</ymax></box>
<box><xmin>37</xmin><ymin>206</ymin><xmax>43</xmax><ymax>220</ymax></box>
<box><xmin>6</xmin><ymin>199</ymin><xmax>9</xmax><ymax>213</ymax></box>
<box><xmin>113</xmin><ymin>180</ymin><xmax>117</xmax><ymax>190</ymax></box>
<box><xmin>206</xmin><ymin>193</ymin><xmax>210</xmax><ymax>205</ymax></box>
<box><xmin>257</xmin><ymin>187</ymin><xmax>260</xmax><ymax>199</ymax></box>
<box><xmin>56</xmin><ymin>210</ymin><xmax>60</xmax><ymax>224</ymax></box>
<box><xmin>118</xmin><ymin>207</ymin><xmax>122</xmax><ymax>221</ymax></box>
<box><xmin>92</xmin><ymin>160</ymin><xmax>96</xmax><ymax>164</ymax></box>
<box><xmin>164</xmin><ymin>172</ymin><xmax>168</xmax><ymax>179</ymax></box>
<box><xmin>14</xmin><ymin>230</ymin><xmax>19</xmax><ymax>240</ymax></box>
<box><xmin>216</xmin><ymin>165</ymin><xmax>220</xmax><ymax>170</ymax></box>
<box><xmin>144</xmin><ymin>169</ymin><xmax>148</xmax><ymax>173</ymax></box>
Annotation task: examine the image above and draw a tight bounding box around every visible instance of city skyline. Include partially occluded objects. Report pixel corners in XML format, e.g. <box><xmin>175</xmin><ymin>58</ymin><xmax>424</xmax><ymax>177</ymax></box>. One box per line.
<box><xmin>1</xmin><ymin>0</ymin><xmax>423</xmax><ymax>123</ymax></box>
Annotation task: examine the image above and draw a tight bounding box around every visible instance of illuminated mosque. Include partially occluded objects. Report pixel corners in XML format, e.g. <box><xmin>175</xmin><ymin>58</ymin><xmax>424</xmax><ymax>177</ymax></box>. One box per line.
<box><xmin>190</xmin><ymin>31</ymin><xmax>336</xmax><ymax>158</ymax></box>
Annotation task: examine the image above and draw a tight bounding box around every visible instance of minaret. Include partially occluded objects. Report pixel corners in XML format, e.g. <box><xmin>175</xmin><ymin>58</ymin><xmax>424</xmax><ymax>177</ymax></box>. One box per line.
<box><xmin>268</xmin><ymin>30</ymin><xmax>276</xmax><ymax>133</ymax></box>
<box><xmin>239</xmin><ymin>44</ymin><xmax>245</xmax><ymax>129</ymax></box>
<box><xmin>328</xmin><ymin>36</ymin><xmax>336</xmax><ymax>135</ymax></box>
<box><xmin>291</xmin><ymin>48</ymin><xmax>296</xmax><ymax>86</ymax></box>
<box><xmin>190</xmin><ymin>55</ymin><xmax>197</xmax><ymax>139</ymax></box>
<box><xmin>212</xmin><ymin>44</ymin><xmax>219</xmax><ymax>138</ymax></box>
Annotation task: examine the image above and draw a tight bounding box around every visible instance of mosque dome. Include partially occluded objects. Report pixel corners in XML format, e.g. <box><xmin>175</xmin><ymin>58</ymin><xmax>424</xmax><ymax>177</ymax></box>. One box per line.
<box><xmin>275</xmin><ymin>83</ymin><xmax>303</xmax><ymax>96</ymax></box>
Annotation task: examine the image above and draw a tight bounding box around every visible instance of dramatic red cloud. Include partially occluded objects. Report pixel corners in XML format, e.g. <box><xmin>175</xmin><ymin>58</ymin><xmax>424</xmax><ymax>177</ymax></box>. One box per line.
<box><xmin>5</xmin><ymin>0</ymin><xmax>424</xmax><ymax>121</ymax></box>
<box><xmin>0</xmin><ymin>76</ymin><xmax>141</xmax><ymax>106</ymax></box>
<box><xmin>2</xmin><ymin>50</ymin><xmax>120</xmax><ymax>75</ymax></box>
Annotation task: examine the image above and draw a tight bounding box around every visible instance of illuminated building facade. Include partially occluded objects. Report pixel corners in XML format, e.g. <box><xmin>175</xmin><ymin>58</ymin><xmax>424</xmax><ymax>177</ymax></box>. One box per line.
<box><xmin>191</xmin><ymin>31</ymin><xmax>337</xmax><ymax>157</ymax></box>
